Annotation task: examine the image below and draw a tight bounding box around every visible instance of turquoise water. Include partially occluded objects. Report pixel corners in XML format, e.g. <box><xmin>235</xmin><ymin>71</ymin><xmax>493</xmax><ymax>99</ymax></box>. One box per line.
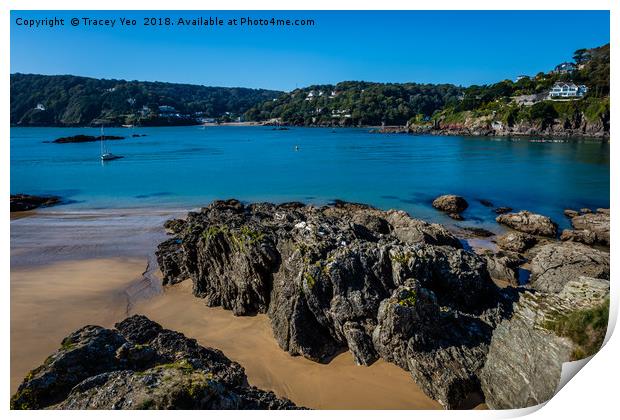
<box><xmin>10</xmin><ymin>126</ymin><xmax>609</xmax><ymax>230</ymax></box>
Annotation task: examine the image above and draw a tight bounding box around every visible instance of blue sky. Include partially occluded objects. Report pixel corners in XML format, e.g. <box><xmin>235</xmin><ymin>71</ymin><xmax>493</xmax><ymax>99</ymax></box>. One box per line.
<box><xmin>11</xmin><ymin>10</ymin><xmax>609</xmax><ymax>91</ymax></box>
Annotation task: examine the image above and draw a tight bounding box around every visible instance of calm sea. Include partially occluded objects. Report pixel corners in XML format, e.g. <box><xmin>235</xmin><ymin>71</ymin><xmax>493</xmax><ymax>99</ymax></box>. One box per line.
<box><xmin>10</xmin><ymin>126</ymin><xmax>610</xmax><ymax>230</ymax></box>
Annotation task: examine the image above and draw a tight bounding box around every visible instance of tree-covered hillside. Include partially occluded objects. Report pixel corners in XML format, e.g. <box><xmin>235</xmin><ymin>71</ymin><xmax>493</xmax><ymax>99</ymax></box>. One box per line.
<box><xmin>10</xmin><ymin>74</ymin><xmax>282</xmax><ymax>126</ymax></box>
<box><xmin>416</xmin><ymin>44</ymin><xmax>610</xmax><ymax>133</ymax></box>
<box><xmin>244</xmin><ymin>81</ymin><xmax>463</xmax><ymax>126</ymax></box>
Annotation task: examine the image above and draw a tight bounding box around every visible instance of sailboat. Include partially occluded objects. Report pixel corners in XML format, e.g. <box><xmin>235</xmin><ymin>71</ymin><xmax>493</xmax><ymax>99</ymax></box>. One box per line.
<box><xmin>100</xmin><ymin>125</ymin><xmax>123</xmax><ymax>161</ymax></box>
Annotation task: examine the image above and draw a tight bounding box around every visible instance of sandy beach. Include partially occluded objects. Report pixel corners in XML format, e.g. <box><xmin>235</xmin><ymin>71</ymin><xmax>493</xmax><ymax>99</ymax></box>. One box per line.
<box><xmin>10</xmin><ymin>208</ymin><xmax>441</xmax><ymax>409</ymax></box>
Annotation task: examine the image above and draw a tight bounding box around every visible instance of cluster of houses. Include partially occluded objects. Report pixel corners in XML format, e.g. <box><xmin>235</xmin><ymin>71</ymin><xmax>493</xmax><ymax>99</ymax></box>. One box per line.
<box><xmin>305</xmin><ymin>90</ymin><xmax>338</xmax><ymax>101</ymax></box>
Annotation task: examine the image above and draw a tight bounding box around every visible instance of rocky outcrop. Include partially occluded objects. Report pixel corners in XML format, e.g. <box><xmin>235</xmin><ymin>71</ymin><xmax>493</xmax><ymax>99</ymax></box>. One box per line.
<box><xmin>530</xmin><ymin>242</ymin><xmax>610</xmax><ymax>293</ymax></box>
<box><xmin>496</xmin><ymin>231</ymin><xmax>537</xmax><ymax>253</ymax></box>
<box><xmin>432</xmin><ymin>195</ymin><xmax>468</xmax><ymax>219</ymax></box>
<box><xmin>156</xmin><ymin>200</ymin><xmax>510</xmax><ymax>408</ymax></box>
<box><xmin>51</xmin><ymin>134</ymin><xmax>125</xmax><ymax>144</ymax></box>
<box><xmin>406</xmin><ymin>110</ymin><xmax>610</xmax><ymax>139</ymax></box>
<box><xmin>10</xmin><ymin>194</ymin><xmax>61</xmax><ymax>212</ymax></box>
<box><xmin>480</xmin><ymin>277</ymin><xmax>609</xmax><ymax>409</ymax></box>
<box><xmin>496</xmin><ymin>211</ymin><xmax>558</xmax><ymax>237</ymax></box>
<box><xmin>11</xmin><ymin>315</ymin><xmax>298</xmax><ymax>410</ymax></box>
<box><xmin>560</xmin><ymin>209</ymin><xmax>609</xmax><ymax>246</ymax></box>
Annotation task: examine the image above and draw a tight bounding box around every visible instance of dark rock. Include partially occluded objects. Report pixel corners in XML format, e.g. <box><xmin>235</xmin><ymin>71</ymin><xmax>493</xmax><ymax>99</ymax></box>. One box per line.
<box><xmin>432</xmin><ymin>195</ymin><xmax>469</xmax><ymax>214</ymax></box>
<box><xmin>479</xmin><ymin>250</ymin><xmax>525</xmax><ymax>286</ymax></box>
<box><xmin>163</xmin><ymin>218</ymin><xmax>186</xmax><ymax>235</ymax></box>
<box><xmin>480</xmin><ymin>277</ymin><xmax>609</xmax><ymax>409</ymax></box>
<box><xmin>372</xmin><ymin>281</ymin><xmax>498</xmax><ymax>409</ymax></box>
<box><xmin>154</xmin><ymin>200</ymin><xmax>507</xmax><ymax>408</ymax></box>
<box><xmin>10</xmin><ymin>194</ymin><xmax>61</xmax><ymax>212</ymax></box>
<box><xmin>530</xmin><ymin>242</ymin><xmax>610</xmax><ymax>293</ymax></box>
<box><xmin>493</xmin><ymin>207</ymin><xmax>512</xmax><ymax>215</ymax></box>
<box><xmin>495</xmin><ymin>211</ymin><xmax>558</xmax><ymax>237</ymax></box>
<box><xmin>495</xmin><ymin>232</ymin><xmax>537</xmax><ymax>253</ymax></box>
<box><xmin>448</xmin><ymin>212</ymin><xmax>464</xmax><ymax>220</ymax></box>
<box><xmin>478</xmin><ymin>199</ymin><xmax>494</xmax><ymax>207</ymax></box>
<box><xmin>52</xmin><ymin>135</ymin><xmax>124</xmax><ymax>144</ymax></box>
<box><xmin>11</xmin><ymin>315</ymin><xmax>299</xmax><ymax>410</ymax></box>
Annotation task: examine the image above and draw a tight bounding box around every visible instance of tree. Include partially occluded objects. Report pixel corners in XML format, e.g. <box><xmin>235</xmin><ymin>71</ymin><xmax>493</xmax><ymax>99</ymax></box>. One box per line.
<box><xmin>573</xmin><ymin>48</ymin><xmax>592</xmax><ymax>65</ymax></box>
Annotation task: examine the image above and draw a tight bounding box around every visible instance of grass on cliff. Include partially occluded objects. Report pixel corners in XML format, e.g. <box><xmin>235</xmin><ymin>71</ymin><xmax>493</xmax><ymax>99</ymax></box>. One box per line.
<box><xmin>544</xmin><ymin>298</ymin><xmax>609</xmax><ymax>360</ymax></box>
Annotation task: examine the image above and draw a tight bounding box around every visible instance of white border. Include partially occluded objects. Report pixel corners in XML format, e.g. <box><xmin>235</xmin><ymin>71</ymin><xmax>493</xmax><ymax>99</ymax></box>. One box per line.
<box><xmin>2</xmin><ymin>2</ymin><xmax>616</xmax><ymax>420</ymax></box>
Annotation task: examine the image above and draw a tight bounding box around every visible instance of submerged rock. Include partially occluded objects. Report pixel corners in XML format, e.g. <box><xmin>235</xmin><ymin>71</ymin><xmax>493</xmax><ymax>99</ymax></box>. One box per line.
<box><xmin>530</xmin><ymin>242</ymin><xmax>610</xmax><ymax>293</ymax></box>
<box><xmin>496</xmin><ymin>211</ymin><xmax>558</xmax><ymax>237</ymax></box>
<box><xmin>10</xmin><ymin>194</ymin><xmax>61</xmax><ymax>212</ymax></box>
<box><xmin>493</xmin><ymin>207</ymin><xmax>512</xmax><ymax>215</ymax></box>
<box><xmin>432</xmin><ymin>194</ymin><xmax>469</xmax><ymax>214</ymax></box>
<box><xmin>11</xmin><ymin>315</ymin><xmax>298</xmax><ymax>410</ymax></box>
<box><xmin>480</xmin><ymin>277</ymin><xmax>609</xmax><ymax>409</ymax></box>
<box><xmin>155</xmin><ymin>200</ymin><xmax>509</xmax><ymax>408</ymax></box>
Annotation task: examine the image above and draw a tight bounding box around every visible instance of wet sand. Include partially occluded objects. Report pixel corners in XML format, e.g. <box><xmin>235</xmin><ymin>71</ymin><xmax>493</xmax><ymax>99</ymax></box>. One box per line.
<box><xmin>10</xmin><ymin>208</ymin><xmax>442</xmax><ymax>409</ymax></box>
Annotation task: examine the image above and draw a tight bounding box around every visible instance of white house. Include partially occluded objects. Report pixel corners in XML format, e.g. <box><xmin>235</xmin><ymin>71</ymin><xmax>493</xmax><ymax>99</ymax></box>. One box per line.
<box><xmin>35</xmin><ymin>103</ymin><xmax>46</xmax><ymax>111</ymax></box>
<box><xmin>548</xmin><ymin>82</ymin><xmax>588</xmax><ymax>99</ymax></box>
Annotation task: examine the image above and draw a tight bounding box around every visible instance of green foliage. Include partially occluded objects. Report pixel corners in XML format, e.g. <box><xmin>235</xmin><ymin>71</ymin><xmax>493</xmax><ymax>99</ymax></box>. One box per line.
<box><xmin>10</xmin><ymin>73</ymin><xmax>281</xmax><ymax>126</ymax></box>
<box><xmin>245</xmin><ymin>81</ymin><xmax>463</xmax><ymax>126</ymax></box>
<box><xmin>397</xmin><ymin>289</ymin><xmax>417</xmax><ymax>307</ymax></box>
<box><xmin>202</xmin><ymin>225</ymin><xmax>229</xmax><ymax>242</ymax></box>
<box><xmin>544</xmin><ymin>298</ymin><xmax>609</xmax><ymax>360</ymax></box>
<box><xmin>391</xmin><ymin>251</ymin><xmax>412</xmax><ymax>264</ymax></box>
<box><xmin>304</xmin><ymin>272</ymin><xmax>316</xmax><ymax>289</ymax></box>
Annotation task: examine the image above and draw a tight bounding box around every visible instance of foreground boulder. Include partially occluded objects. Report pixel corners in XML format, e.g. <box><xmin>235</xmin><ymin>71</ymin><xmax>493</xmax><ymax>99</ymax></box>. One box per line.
<box><xmin>496</xmin><ymin>211</ymin><xmax>558</xmax><ymax>237</ymax></box>
<box><xmin>156</xmin><ymin>200</ymin><xmax>509</xmax><ymax>408</ymax></box>
<box><xmin>480</xmin><ymin>277</ymin><xmax>609</xmax><ymax>409</ymax></box>
<box><xmin>560</xmin><ymin>209</ymin><xmax>609</xmax><ymax>247</ymax></box>
<box><xmin>530</xmin><ymin>242</ymin><xmax>610</xmax><ymax>293</ymax></box>
<box><xmin>432</xmin><ymin>195</ymin><xmax>468</xmax><ymax>219</ymax></box>
<box><xmin>10</xmin><ymin>194</ymin><xmax>61</xmax><ymax>212</ymax></box>
<box><xmin>11</xmin><ymin>315</ymin><xmax>298</xmax><ymax>410</ymax></box>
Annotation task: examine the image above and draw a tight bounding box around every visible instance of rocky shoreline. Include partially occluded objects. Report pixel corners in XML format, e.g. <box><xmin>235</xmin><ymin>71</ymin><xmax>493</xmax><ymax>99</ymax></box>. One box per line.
<box><xmin>375</xmin><ymin>120</ymin><xmax>609</xmax><ymax>140</ymax></box>
<box><xmin>10</xmin><ymin>194</ymin><xmax>61</xmax><ymax>212</ymax></box>
<box><xmin>11</xmin><ymin>315</ymin><xmax>300</xmax><ymax>410</ymax></box>
<box><xmin>12</xmin><ymin>198</ymin><xmax>610</xmax><ymax>410</ymax></box>
<box><xmin>152</xmin><ymin>199</ymin><xmax>608</xmax><ymax>409</ymax></box>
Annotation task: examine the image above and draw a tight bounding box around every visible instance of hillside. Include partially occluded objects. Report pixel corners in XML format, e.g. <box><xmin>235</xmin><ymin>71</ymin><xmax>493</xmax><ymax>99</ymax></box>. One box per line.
<box><xmin>10</xmin><ymin>74</ymin><xmax>282</xmax><ymax>127</ymax></box>
<box><xmin>407</xmin><ymin>44</ymin><xmax>610</xmax><ymax>138</ymax></box>
<box><xmin>244</xmin><ymin>81</ymin><xmax>462</xmax><ymax>126</ymax></box>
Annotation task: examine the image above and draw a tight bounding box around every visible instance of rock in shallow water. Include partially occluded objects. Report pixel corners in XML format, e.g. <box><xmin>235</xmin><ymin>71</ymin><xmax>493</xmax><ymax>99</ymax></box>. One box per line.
<box><xmin>496</xmin><ymin>211</ymin><xmax>558</xmax><ymax>237</ymax></box>
<box><xmin>560</xmin><ymin>210</ymin><xmax>609</xmax><ymax>247</ymax></box>
<box><xmin>11</xmin><ymin>315</ymin><xmax>299</xmax><ymax>410</ymax></box>
<box><xmin>432</xmin><ymin>194</ymin><xmax>469</xmax><ymax>214</ymax></box>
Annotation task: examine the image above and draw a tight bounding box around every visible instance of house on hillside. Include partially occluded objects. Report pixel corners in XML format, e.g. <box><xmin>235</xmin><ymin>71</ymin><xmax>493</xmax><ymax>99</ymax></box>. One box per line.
<box><xmin>35</xmin><ymin>103</ymin><xmax>46</xmax><ymax>111</ymax></box>
<box><xmin>515</xmin><ymin>75</ymin><xmax>530</xmax><ymax>82</ymax></box>
<box><xmin>548</xmin><ymin>82</ymin><xmax>588</xmax><ymax>99</ymax></box>
<box><xmin>552</xmin><ymin>62</ymin><xmax>577</xmax><ymax>74</ymax></box>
